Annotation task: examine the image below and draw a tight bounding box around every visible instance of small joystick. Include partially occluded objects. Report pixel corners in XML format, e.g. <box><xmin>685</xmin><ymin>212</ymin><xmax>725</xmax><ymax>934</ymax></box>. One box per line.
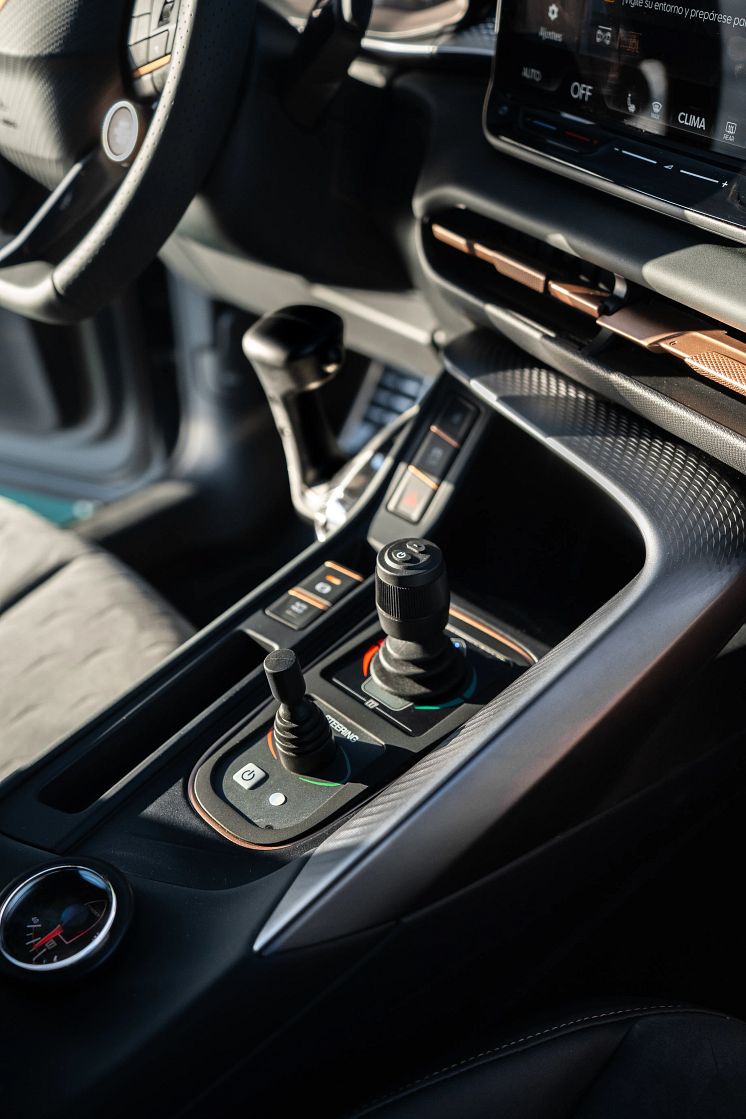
<box><xmin>264</xmin><ymin>649</ymin><xmax>337</xmax><ymax>775</ymax></box>
<box><xmin>370</xmin><ymin>539</ymin><xmax>469</xmax><ymax>703</ymax></box>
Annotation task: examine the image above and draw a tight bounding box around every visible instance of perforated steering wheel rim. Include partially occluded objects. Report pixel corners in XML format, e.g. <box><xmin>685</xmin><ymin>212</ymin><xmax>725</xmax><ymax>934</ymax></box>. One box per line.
<box><xmin>0</xmin><ymin>0</ymin><xmax>254</xmax><ymax>323</ymax></box>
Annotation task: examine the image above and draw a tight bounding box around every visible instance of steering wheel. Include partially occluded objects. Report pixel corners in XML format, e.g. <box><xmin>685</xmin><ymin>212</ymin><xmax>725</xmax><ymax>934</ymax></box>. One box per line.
<box><xmin>0</xmin><ymin>0</ymin><xmax>253</xmax><ymax>323</ymax></box>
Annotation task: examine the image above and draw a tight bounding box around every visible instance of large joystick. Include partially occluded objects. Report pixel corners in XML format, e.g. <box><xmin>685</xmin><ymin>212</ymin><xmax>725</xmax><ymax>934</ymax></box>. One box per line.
<box><xmin>264</xmin><ymin>648</ymin><xmax>337</xmax><ymax>776</ymax></box>
<box><xmin>370</xmin><ymin>539</ymin><xmax>469</xmax><ymax>703</ymax></box>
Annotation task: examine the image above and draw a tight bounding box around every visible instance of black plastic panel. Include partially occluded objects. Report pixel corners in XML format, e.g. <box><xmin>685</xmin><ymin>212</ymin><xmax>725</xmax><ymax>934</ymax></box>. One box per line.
<box><xmin>254</xmin><ymin>337</ymin><xmax>746</xmax><ymax>953</ymax></box>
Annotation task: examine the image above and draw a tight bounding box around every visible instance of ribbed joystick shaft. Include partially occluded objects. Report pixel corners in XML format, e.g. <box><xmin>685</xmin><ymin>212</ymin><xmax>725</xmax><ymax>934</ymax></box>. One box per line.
<box><xmin>265</xmin><ymin>649</ymin><xmax>337</xmax><ymax>775</ymax></box>
<box><xmin>371</xmin><ymin>540</ymin><xmax>468</xmax><ymax>703</ymax></box>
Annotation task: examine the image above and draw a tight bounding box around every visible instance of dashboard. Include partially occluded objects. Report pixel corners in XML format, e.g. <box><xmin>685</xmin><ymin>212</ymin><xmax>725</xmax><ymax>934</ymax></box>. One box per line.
<box><xmin>159</xmin><ymin>0</ymin><xmax>746</xmax><ymax>479</ymax></box>
<box><xmin>486</xmin><ymin>0</ymin><xmax>746</xmax><ymax>237</ymax></box>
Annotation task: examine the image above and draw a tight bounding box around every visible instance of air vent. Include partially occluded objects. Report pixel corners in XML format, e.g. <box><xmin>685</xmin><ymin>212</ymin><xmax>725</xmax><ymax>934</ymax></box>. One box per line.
<box><xmin>425</xmin><ymin>208</ymin><xmax>746</xmax><ymax>403</ymax></box>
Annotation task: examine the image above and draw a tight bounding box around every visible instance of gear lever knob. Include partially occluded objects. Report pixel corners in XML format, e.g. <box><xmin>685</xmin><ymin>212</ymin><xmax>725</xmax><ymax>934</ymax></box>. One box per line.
<box><xmin>243</xmin><ymin>306</ymin><xmax>347</xmax><ymax>520</ymax></box>
<box><xmin>244</xmin><ymin>305</ymin><xmax>344</xmax><ymax>400</ymax></box>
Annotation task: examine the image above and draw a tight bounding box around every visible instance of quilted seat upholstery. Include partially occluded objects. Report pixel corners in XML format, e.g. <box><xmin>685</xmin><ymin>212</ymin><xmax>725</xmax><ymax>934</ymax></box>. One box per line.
<box><xmin>0</xmin><ymin>498</ymin><xmax>193</xmax><ymax>783</ymax></box>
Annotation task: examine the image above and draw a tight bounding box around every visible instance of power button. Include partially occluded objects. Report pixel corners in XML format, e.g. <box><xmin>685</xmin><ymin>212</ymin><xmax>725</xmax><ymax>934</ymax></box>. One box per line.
<box><xmin>387</xmin><ymin>545</ymin><xmax>419</xmax><ymax>566</ymax></box>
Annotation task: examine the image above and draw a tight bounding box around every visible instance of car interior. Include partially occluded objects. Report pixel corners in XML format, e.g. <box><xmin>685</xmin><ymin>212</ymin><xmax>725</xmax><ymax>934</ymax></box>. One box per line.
<box><xmin>3</xmin><ymin>0</ymin><xmax>746</xmax><ymax>1115</ymax></box>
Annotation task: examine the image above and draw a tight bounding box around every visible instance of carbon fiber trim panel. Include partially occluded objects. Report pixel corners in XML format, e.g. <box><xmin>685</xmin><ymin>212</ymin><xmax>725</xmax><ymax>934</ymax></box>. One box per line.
<box><xmin>255</xmin><ymin>334</ymin><xmax>746</xmax><ymax>953</ymax></box>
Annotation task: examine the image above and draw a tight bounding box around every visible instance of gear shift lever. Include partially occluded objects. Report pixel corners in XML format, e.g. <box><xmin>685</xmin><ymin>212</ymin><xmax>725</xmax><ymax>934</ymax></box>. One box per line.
<box><xmin>243</xmin><ymin>305</ymin><xmax>347</xmax><ymax>522</ymax></box>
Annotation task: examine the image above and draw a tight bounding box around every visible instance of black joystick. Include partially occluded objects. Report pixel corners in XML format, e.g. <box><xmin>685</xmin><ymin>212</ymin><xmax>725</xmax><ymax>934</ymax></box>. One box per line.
<box><xmin>264</xmin><ymin>648</ymin><xmax>337</xmax><ymax>776</ymax></box>
<box><xmin>370</xmin><ymin>539</ymin><xmax>468</xmax><ymax>703</ymax></box>
<box><xmin>243</xmin><ymin>306</ymin><xmax>347</xmax><ymax>521</ymax></box>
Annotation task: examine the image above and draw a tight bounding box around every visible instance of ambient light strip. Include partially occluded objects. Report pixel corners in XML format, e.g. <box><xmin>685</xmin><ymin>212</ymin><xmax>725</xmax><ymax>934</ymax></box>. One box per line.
<box><xmin>132</xmin><ymin>54</ymin><xmax>171</xmax><ymax>79</ymax></box>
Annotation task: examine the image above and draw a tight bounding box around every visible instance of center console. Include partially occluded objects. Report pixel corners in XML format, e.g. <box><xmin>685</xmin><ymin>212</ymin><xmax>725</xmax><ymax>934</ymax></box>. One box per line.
<box><xmin>1</xmin><ymin>326</ymin><xmax>746</xmax><ymax>1116</ymax></box>
<box><xmin>191</xmin><ymin>534</ymin><xmax>537</xmax><ymax>848</ymax></box>
<box><xmin>485</xmin><ymin>0</ymin><xmax>746</xmax><ymax>239</ymax></box>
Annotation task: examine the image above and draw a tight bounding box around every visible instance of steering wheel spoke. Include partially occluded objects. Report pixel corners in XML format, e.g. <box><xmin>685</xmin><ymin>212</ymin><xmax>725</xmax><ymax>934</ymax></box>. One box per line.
<box><xmin>0</xmin><ymin>153</ymin><xmax>126</xmax><ymax>271</ymax></box>
<box><xmin>0</xmin><ymin>0</ymin><xmax>255</xmax><ymax>322</ymax></box>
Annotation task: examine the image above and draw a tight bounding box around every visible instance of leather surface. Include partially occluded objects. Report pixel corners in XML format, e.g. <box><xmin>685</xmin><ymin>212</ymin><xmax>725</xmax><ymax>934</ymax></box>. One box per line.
<box><xmin>351</xmin><ymin>1006</ymin><xmax>746</xmax><ymax>1118</ymax></box>
<box><xmin>0</xmin><ymin>0</ymin><xmax>256</xmax><ymax>322</ymax></box>
<box><xmin>53</xmin><ymin>0</ymin><xmax>256</xmax><ymax>318</ymax></box>
<box><xmin>0</xmin><ymin>498</ymin><xmax>193</xmax><ymax>782</ymax></box>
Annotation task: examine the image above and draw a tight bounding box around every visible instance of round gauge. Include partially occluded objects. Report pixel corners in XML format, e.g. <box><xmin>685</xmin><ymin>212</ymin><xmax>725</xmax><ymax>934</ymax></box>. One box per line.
<box><xmin>0</xmin><ymin>864</ymin><xmax>131</xmax><ymax>979</ymax></box>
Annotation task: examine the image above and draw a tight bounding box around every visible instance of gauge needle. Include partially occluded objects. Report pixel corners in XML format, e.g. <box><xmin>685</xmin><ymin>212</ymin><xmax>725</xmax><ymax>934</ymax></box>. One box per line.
<box><xmin>32</xmin><ymin>924</ymin><xmax>63</xmax><ymax>953</ymax></box>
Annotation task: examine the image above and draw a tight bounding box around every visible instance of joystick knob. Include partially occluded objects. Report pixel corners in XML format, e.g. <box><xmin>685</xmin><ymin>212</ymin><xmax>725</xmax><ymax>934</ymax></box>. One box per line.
<box><xmin>370</xmin><ymin>539</ymin><xmax>468</xmax><ymax>703</ymax></box>
<box><xmin>264</xmin><ymin>649</ymin><xmax>337</xmax><ymax>775</ymax></box>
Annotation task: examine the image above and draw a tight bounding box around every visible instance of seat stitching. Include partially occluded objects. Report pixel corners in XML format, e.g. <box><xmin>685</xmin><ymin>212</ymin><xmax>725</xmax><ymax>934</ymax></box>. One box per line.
<box><xmin>0</xmin><ymin>560</ymin><xmax>71</xmax><ymax>620</ymax></box>
<box><xmin>350</xmin><ymin>1003</ymin><xmax>728</xmax><ymax>1116</ymax></box>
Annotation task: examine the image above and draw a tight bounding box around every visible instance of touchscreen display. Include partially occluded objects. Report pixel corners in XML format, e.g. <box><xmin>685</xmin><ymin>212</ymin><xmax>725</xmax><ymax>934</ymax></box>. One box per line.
<box><xmin>494</xmin><ymin>0</ymin><xmax>746</xmax><ymax>160</ymax></box>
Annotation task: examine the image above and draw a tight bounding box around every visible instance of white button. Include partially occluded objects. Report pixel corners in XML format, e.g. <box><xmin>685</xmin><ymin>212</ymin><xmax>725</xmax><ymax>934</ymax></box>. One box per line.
<box><xmin>269</xmin><ymin>793</ymin><xmax>287</xmax><ymax>807</ymax></box>
<box><xmin>233</xmin><ymin>763</ymin><xmax>267</xmax><ymax>790</ymax></box>
<box><xmin>102</xmin><ymin>101</ymin><xmax>141</xmax><ymax>163</ymax></box>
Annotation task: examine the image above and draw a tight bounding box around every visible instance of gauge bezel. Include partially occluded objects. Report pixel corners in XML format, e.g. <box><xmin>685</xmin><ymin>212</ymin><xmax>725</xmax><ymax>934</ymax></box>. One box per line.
<box><xmin>0</xmin><ymin>861</ymin><xmax>132</xmax><ymax>981</ymax></box>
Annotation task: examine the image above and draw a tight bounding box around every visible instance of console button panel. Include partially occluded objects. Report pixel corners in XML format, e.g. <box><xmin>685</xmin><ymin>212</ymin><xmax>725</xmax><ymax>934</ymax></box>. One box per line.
<box><xmin>266</xmin><ymin>591</ymin><xmax>325</xmax><ymax>631</ymax></box>
<box><xmin>387</xmin><ymin>394</ymin><xmax>477</xmax><ymax>523</ymax></box>
<box><xmin>297</xmin><ymin>562</ymin><xmax>363</xmax><ymax>606</ymax></box>
<box><xmin>388</xmin><ymin>467</ymin><xmax>438</xmax><ymax>523</ymax></box>
<box><xmin>413</xmin><ymin>431</ymin><xmax>457</xmax><ymax>483</ymax></box>
<box><xmin>434</xmin><ymin>397</ymin><xmax>477</xmax><ymax>445</ymax></box>
<box><xmin>266</xmin><ymin>562</ymin><xmax>364</xmax><ymax>630</ymax></box>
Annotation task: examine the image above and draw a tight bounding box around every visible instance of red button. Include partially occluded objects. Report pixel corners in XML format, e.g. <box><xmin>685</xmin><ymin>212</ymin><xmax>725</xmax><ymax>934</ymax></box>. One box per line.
<box><xmin>388</xmin><ymin>471</ymin><xmax>437</xmax><ymax>524</ymax></box>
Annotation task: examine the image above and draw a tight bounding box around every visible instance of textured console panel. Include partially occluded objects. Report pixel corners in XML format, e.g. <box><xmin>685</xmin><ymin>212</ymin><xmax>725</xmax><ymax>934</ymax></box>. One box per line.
<box><xmin>256</xmin><ymin>335</ymin><xmax>746</xmax><ymax>952</ymax></box>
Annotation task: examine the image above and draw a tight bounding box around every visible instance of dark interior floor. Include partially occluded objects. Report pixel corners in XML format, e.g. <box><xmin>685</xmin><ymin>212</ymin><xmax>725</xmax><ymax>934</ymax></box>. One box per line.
<box><xmin>146</xmin><ymin>509</ymin><xmax>314</xmax><ymax>629</ymax></box>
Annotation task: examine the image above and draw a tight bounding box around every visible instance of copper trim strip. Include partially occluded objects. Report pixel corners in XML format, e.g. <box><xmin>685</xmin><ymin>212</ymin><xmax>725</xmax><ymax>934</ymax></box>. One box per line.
<box><xmin>429</xmin><ymin>424</ymin><xmax>460</xmax><ymax>449</ymax></box>
<box><xmin>472</xmin><ymin>242</ymin><xmax>547</xmax><ymax>293</ymax></box>
<box><xmin>659</xmin><ymin>330</ymin><xmax>746</xmax><ymax>397</ymax></box>
<box><xmin>659</xmin><ymin>329</ymin><xmax>746</xmax><ymax>367</ymax></box>
<box><xmin>682</xmin><ymin>353</ymin><xmax>746</xmax><ymax>396</ymax></box>
<box><xmin>132</xmin><ymin>54</ymin><xmax>171</xmax><ymax>79</ymax></box>
<box><xmin>407</xmin><ymin>464</ymin><xmax>440</xmax><ymax>491</ymax></box>
<box><xmin>547</xmin><ymin>280</ymin><xmax>608</xmax><ymax>318</ymax></box>
<box><xmin>324</xmin><ymin>561</ymin><xmax>364</xmax><ymax>582</ymax></box>
<box><xmin>288</xmin><ymin>587</ymin><xmax>331</xmax><ymax>611</ymax></box>
<box><xmin>595</xmin><ymin>302</ymin><xmax>703</xmax><ymax>350</ymax></box>
<box><xmin>431</xmin><ymin>224</ymin><xmax>547</xmax><ymax>294</ymax></box>
<box><xmin>431</xmin><ymin>224</ymin><xmax>470</xmax><ymax>253</ymax></box>
<box><xmin>433</xmin><ymin>222</ymin><xmax>746</xmax><ymax>401</ymax></box>
<box><xmin>448</xmin><ymin>605</ymin><xmax>538</xmax><ymax>665</ymax></box>
<box><xmin>597</xmin><ymin>307</ymin><xmax>746</xmax><ymax>398</ymax></box>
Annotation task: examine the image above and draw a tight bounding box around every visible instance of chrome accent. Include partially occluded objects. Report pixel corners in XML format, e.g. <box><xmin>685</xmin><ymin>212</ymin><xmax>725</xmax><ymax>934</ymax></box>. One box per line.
<box><xmin>0</xmin><ymin>865</ymin><xmax>117</xmax><ymax>974</ymax></box>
